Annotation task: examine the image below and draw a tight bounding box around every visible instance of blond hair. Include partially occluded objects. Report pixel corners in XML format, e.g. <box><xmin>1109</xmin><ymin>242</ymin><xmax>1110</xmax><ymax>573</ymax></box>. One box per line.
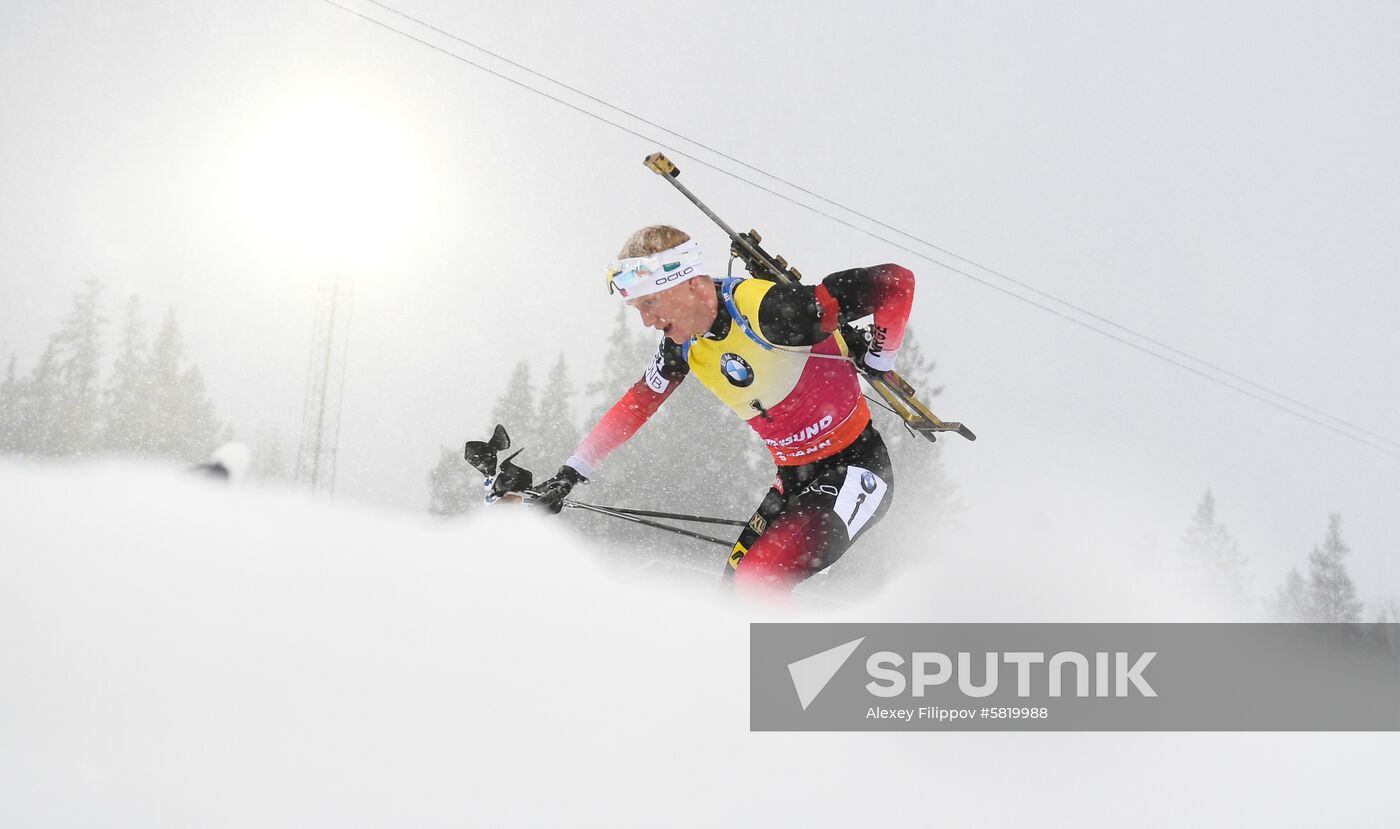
<box><xmin>617</xmin><ymin>225</ymin><xmax>690</xmax><ymax>259</ymax></box>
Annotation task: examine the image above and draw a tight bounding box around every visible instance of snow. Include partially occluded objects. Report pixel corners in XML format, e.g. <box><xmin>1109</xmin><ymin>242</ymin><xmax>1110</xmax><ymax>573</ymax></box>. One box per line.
<box><xmin>1</xmin><ymin>460</ymin><xmax>1394</xmax><ymax>826</ymax></box>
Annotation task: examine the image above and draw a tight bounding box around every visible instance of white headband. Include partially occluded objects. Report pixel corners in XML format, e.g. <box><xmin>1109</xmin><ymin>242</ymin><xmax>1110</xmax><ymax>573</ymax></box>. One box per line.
<box><xmin>606</xmin><ymin>240</ymin><xmax>706</xmax><ymax>299</ymax></box>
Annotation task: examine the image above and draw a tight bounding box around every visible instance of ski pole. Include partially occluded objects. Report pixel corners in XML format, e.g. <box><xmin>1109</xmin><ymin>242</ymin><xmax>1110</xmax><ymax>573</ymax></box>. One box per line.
<box><xmin>569</xmin><ymin>502</ymin><xmax>747</xmax><ymax>528</ymax></box>
<box><xmin>558</xmin><ymin>499</ymin><xmax>734</xmax><ymax>548</ymax></box>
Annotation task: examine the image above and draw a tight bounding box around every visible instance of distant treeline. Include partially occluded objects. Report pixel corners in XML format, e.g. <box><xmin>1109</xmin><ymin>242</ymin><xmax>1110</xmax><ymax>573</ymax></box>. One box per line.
<box><xmin>1178</xmin><ymin>491</ymin><xmax>1393</xmax><ymax>622</ymax></box>
<box><xmin>0</xmin><ymin>280</ymin><xmax>222</xmax><ymax>463</ymax></box>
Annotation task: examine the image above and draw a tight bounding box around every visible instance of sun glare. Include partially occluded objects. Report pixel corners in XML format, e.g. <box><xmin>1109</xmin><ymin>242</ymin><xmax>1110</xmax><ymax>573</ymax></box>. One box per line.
<box><xmin>235</xmin><ymin>96</ymin><xmax>428</xmax><ymax>268</ymax></box>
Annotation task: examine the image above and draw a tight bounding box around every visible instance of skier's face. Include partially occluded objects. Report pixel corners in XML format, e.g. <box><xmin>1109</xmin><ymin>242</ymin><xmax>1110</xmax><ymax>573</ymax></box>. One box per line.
<box><xmin>628</xmin><ymin>278</ymin><xmax>716</xmax><ymax>343</ymax></box>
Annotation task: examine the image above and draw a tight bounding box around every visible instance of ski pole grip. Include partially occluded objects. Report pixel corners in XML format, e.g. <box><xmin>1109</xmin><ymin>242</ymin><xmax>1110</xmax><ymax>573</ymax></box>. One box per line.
<box><xmin>645</xmin><ymin>152</ymin><xmax>680</xmax><ymax>178</ymax></box>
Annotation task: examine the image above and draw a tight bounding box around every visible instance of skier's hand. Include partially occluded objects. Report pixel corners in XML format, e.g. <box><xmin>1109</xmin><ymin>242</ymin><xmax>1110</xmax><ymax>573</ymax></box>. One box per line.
<box><xmin>841</xmin><ymin>324</ymin><xmax>897</xmax><ymax>380</ymax></box>
<box><xmin>531</xmin><ymin>465</ymin><xmax>587</xmax><ymax>514</ymax></box>
<box><xmin>840</xmin><ymin>323</ymin><xmax>872</xmax><ymax>366</ymax></box>
<box><xmin>858</xmin><ymin>353</ymin><xmax>895</xmax><ymax>381</ymax></box>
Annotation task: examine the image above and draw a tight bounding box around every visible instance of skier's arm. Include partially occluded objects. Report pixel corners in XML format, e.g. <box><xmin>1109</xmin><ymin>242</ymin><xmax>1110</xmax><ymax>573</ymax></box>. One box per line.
<box><xmin>564</xmin><ymin>342</ymin><xmax>688</xmax><ymax>478</ymax></box>
<box><xmin>756</xmin><ymin>264</ymin><xmax>916</xmax><ymax>371</ymax></box>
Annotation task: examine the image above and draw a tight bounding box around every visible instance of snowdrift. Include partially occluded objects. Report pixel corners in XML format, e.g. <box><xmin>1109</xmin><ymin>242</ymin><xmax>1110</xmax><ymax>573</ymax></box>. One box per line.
<box><xmin>0</xmin><ymin>460</ymin><xmax>1392</xmax><ymax>826</ymax></box>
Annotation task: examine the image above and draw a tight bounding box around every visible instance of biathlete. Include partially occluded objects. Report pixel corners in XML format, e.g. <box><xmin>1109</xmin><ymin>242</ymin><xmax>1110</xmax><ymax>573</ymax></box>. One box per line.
<box><xmin>533</xmin><ymin>224</ymin><xmax>917</xmax><ymax>596</ymax></box>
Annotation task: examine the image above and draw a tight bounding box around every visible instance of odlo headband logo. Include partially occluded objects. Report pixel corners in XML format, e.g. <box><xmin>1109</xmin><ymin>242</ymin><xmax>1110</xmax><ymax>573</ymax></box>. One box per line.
<box><xmin>606</xmin><ymin>240</ymin><xmax>705</xmax><ymax>299</ymax></box>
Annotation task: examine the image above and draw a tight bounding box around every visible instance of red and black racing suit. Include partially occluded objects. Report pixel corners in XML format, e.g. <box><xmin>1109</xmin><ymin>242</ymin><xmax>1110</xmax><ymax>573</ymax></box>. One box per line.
<box><xmin>566</xmin><ymin>265</ymin><xmax>916</xmax><ymax>594</ymax></box>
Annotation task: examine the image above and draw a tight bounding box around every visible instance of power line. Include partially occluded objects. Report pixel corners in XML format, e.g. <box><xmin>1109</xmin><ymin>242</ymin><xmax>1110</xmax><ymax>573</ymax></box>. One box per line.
<box><xmin>353</xmin><ymin>0</ymin><xmax>1400</xmax><ymax>453</ymax></box>
<box><xmin>356</xmin><ymin>0</ymin><xmax>1395</xmax><ymax>446</ymax></box>
<box><xmin>312</xmin><ymin>0</ymin><xmax>1400</xmax><ymax>460</ymax></box>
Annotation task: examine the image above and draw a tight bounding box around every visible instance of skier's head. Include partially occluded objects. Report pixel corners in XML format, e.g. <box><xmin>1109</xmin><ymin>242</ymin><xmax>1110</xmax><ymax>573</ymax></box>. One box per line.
<box><xmin>616</xmin><ymin>224</ymin><xmax>691</xmax><ymax>261</ymax></box>
<box><xmin>607</xmin><ymin>225</ymin><xmax>717</xmax><ymax>344</ymax></box>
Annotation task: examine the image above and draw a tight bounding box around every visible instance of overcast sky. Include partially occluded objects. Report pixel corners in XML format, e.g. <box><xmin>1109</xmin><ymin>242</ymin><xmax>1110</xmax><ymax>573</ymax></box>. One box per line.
<box><xmin>2</xmin><ymin>0</ymin><xmax>1397</xmax><ymax>602</ymax></box>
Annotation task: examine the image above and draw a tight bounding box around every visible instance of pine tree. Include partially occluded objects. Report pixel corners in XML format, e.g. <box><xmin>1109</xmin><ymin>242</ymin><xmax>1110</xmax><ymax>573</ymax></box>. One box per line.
<box><xmin>621</xmin><ymin>369</ymin><xmax>769</xmax><ymax>563</ymax></box>
<box><xmin>175</xmin><ymin>364</ymin><xmax>220</xmax><ymax>460</ymax></box>
<box><xmin>10</xmin><ymin>341</ymin><xmax>61</xmax><ymax>455</ymax></box>
<box><xmin>1177</xmin><ymin>490</ymin><xmax>1250</xmax><ymax>614</ymax></box>
<box><xmin>52</xmin><ymin>280</ymin><xmax>106</xmax><ymax>456</ymax></box>
<box><xmin>1270</xmin><ymin>567</ymin><xmax>1313</xmax><ymax>621</ymax></box>
<box><xmin>0</xmin><ymin>354</ymin><xmax>21</xmax><ymax>453</ymax></box>
<box><xmin>250</xmin><ymin>425</ymin><xmax>290</xmax><ymax>482</ymax></box>
<box><xmin>1307</xmin><ymin>513</ymin><xmax>1363</xmax><ymax>622</ymax></box>
<box><xmin>438</xmin><ymin>361</ymin><xmax>546</xmax><ymax>520</ymax></box>
<box><xmin>585</xmin><ymin>307</ymin><xmax>642</xmax><ymax>421</ymax></box>
<box><xmin>534</xmin><ymin>354</ymin><xmax>581</xmax><ymax>474</ymax></box>
<box><xmin>103</xmin><ymin>294</ymin><xmax>154</xmax><ymax>454</ymax></box>
<box><xmin>566</xmin><ymin>311</ymin><xmax>682</xmax><ymax>550</ymax></box>
<box><xmin>433</xmin><ymin>360</ymin><xmax>544</xmax><ymax>518</ymax></box>
<box><xmin>145</xmin><ymin>309</ymin><xmax>184</xmax><ymax>456</ymax></box>
<box><xmin>7</xmin><ymin>281</ymin><xmax>107</xmax><ymax>457</ymax></box>
<box><xmin>492</xmin><ymin>361</ymin><xmax>534</xmax><ymax>442</ymax></box>
<box><xmin>144</xmin><ymin>307</ymin><xmax>220</xmax><ymax>462</ymax></box>
<box><xmin>577</xmin><ymin>309</ymin><xmax>655</xmax><ymax>537</ymax></box>
<box><xmin>428</xmin><ymin>445</ymin><xmax>480</xmax><ymax>518</ymax></box>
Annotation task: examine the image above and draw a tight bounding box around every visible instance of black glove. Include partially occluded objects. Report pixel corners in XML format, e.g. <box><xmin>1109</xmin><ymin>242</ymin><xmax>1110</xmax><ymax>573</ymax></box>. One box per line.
<box><xmin>840</xmin><ymin>323</ymin><xmax>872</xmax><ymax>365</ymax></box>
<box><xmin>531</xmin><ymin>465</ymin><xmax>587</xmax><ymax>514</ymax></box>
<box><xmin>839</xmin><ymin>323</ymin><xmax>888</xmax><ymax>380</ymax></box>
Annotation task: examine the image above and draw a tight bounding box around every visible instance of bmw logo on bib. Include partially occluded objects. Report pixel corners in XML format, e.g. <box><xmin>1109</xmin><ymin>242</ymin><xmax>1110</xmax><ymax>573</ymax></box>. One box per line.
<box><xmin>860</xmin><ymin>471</ymin><xmax>878</xmax><ymax>494</ymax></box>
<box><xmin>720</xmin><ymin>353</ymin><xmax>754</xmax><ymax>387</ymax></box>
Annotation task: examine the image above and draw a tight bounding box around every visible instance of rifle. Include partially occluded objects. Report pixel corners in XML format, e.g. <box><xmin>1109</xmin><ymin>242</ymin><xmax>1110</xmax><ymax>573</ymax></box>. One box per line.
<box><xmin>642</xmin><ymin>152</ymin><xmax>975</xmax><ymax>443</ymax></box>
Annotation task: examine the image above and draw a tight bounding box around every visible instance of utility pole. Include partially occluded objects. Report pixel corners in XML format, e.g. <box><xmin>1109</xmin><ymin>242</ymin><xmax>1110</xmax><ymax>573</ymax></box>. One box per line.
<box><xmin>295</xmin><ymin>267</ymin><xmax>353</xmax><ymax>495</ymax></box>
